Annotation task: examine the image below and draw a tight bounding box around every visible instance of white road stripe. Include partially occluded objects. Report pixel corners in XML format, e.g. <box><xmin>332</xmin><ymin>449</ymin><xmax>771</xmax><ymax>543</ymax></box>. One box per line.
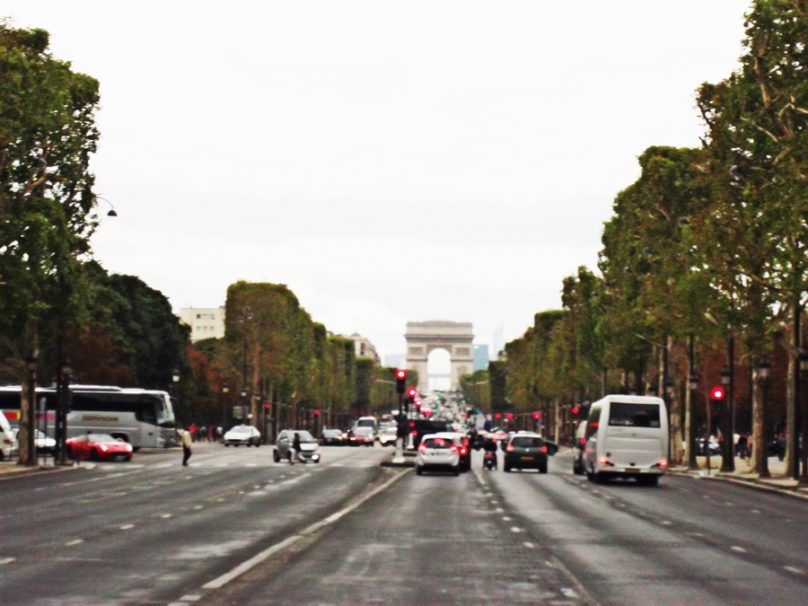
<box><xmin>65</xmin><ymin>539</ymin><xmax>83</xmax><ymax>546</ymax></box>
<box><xmin>523</xmin><ymin>542</ymin><xmax>535</xmax><ymax>549</ymax></box>
<box><xmin>179</xmin><ymin>595</ymin><xmax>202</xmax><ymax>602</ymax></box>
<box><xmin>0</xmin><ymin>557</ymin><xmax>16</xmax><ymax>565</ymax></box>
<box><xmin>510</xmin><ymin>527</ymin><xmax>523</xmax><ymax>533</ymax></box>
<box><xmin>784</xmin><ymin>566</ymin><xmax>805</xmax><ymax>575</ymax></box>
<box><xmin>731</xmin><ymin>546</ymin><xmax>747</xmax><ymax>553</ymax></box>
<box><xmin>160</xmin><ymin>514</ymin><xmax>172</xmax><ymax>519</ymax></box>
<box><xmin>120</xmin><ymin>524</ymin><xmax>134</xmax><ymax>530</ymax></box>
<box><xmin>202</xmin><ymin>469</ymin><xmax>408</xmax><ymax>590</ymax></box>
<box><xmin>561</xmin><ymin>588</ymin><xmax>579</xmax><ymax>599</ymax></box>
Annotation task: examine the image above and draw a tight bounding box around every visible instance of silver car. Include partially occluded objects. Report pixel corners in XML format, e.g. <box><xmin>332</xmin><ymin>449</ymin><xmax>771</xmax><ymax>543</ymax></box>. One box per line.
<box><xmin>415</xmin><ymin>433</ymin><xmax>460</xmax><ymax>476</ymax></box>
<box><xmin>273</xmin><ymin>429</ymin><xmax>321</xmax><ymax>463</ymax></box>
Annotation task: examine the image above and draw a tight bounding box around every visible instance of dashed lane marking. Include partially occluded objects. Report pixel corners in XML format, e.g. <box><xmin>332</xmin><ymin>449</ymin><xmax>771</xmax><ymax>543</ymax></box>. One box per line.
<box><xmin>731</xmin><ymin>546</ymin><xmax>747</xmax><ymax>553</ymax></box>
<box><xmin>65</xmin><ymin>539</ymin><xmax>83</xmax><ymax>546</ymax></box>
<box><xmin>120</xmin><ymin>524</ymin><xmax>135</xmax><ymax>530</ymax></box>
<box><xmin>510</xmin><ymin>527</ymin><xmax>523</xmax><ymax>533</ymax></box>
<box><xmin>523</xmin><ymin>542</ymin><xmax>535</xmax><ymax>549</ymax></box>
<box><xmin>561</xmin><ymin>588</ymin><xmax>579</xmax><ymax>599</ymax></box>
<box><xmin>784</xmin><ymin>566</ymin><xmax>805</xmax><ymax>575</ymax></box>
<box><xmin>751</xmin><ymin>509</ymin><xmax>762</xmax><ymax>514</ymax></box>
<box><xmin>0</xmin><ymin>557</ymin><xmax>16</xmax><ymax>565</ymax></box>
<box><xmin>160</xmin><ymin>514</ymin><xmax>172</xmax><ymax>519</ymax></box>
<box><xmin>502</xmin><ymin>516</ymin><xmax>512</xmax><ymax>522</ymax></box>
<box><xmin>660</xmin><ymin>520</ymin><xmax>673</xmax><ymax>526</ymax></box>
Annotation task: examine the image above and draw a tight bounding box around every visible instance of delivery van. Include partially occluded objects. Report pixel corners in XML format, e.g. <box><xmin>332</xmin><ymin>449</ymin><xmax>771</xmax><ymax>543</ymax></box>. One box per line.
<box><xmin>582</xmin><ymin>394</ymin><xmax>668</xmax><ymax>486</ymax></box>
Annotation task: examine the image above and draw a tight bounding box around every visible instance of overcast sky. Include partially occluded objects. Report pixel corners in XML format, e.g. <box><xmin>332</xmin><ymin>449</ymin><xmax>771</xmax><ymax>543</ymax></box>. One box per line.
<box><xmin>5</xmin><ymin>1</ymin><xmax>750</xmax><ymax>362</ymax></box>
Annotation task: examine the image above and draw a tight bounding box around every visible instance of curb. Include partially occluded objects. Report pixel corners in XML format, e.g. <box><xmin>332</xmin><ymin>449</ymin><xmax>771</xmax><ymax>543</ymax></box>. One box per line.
<box><xmin>668</xmin><ymin>468</ymin><xmax>808</xmax><ymax>502</ymax></box>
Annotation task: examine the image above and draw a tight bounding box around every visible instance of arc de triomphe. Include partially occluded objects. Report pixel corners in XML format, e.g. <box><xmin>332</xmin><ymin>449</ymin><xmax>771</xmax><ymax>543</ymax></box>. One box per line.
<box><xmin>405</xmin><ymin>321</ymin><xmax>474</xmax><ymax>392</ymax></box>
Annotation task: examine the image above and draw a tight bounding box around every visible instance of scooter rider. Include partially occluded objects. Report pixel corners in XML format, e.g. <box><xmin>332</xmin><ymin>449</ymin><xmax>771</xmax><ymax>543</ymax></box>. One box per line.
<box><xmin>483</xmin><ymin>436</ymin><xmax>498</xmax><ymax>469</ymax></box>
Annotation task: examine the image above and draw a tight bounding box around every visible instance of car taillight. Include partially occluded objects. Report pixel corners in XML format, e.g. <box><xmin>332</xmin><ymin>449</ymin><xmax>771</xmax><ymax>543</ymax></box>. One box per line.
<box><xmin>506</xmin><ymin>444</ymin><xmax>514</xmax><ymax>452</ymax></box>
<box><xmin>411</xmin><ymin>430</ymin><xmax>418</xmax><ymax>435</ymax></box>
<box><xmin>459</xmin><ymin>447</ymin><xmax>467</xmax><ymax>455</ymax></box>
<box><xmin>579</xmin><ymin>437</ymin><xmax>586</xmax><ymax>446</ymax></box>
<box><xmin>539</xmin><ymin>445</ymin><xmax>548</xmax><ymax>454</ymax></box>
<box><xmin>418</xmin><ymin>444</ymin><xmax>427</xmax><ymax>453</ymax></box>
<box><xmin>450</xmin><ymin>445</ymin><xmax>458</xmax><ymax>453</ymax></box>
<box><xmin>597</xmin><ymin>456</ymin><xmax>613</xmax><ymax>466</ymax></box>
<box><xmin>654</xmin><ymin>459</ymin><xmax>669</xmax><ymax>469</ymax></box>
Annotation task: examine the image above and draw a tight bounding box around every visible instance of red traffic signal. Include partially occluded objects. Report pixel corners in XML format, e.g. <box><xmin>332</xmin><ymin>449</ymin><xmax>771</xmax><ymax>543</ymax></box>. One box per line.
<box><xmin>532</xmin><ymin>411</ymin><xmax>541</xmax><ymax>421</ymax></box>
<box><xmin>263</xmin><ymin>402</ymin><xmax>271</xmax><ymax>410</ymax></box>
<box><xmin>571</xmin><ymin>405</ymin><xmax>581</xmax><ymax>416</ymax></box>
<box><xmin>424</xmin><ymin>409</ymin><xmax>433</xmax><ymax>418</ymax></box>
<box><xmin>313</xmin><ymin>408</ymin><xmax>320</xmax><ymax>416</ymax></box>
<box><xmin>395</xmin><ymin>369</ymin><xmax>407</xmax><ymax>380</ymax></box>
<box><xmin>506</xmin><ymin>412</ymin><xmax>514</xmax><ymax>421</ymax></box>
<box><xmin>710</xmin><ymin>386</ymin><xmax>726</xmax><ymax>401</ymax></box>
<box><xmin>494</xmin><ymin>412</ymin><xmax>502</xmax><ymax>420</ymax></box>
<box><xmin>407</xmin><ymin>387</ymin><xmax>417</xmax><ymax>399</ymax></box>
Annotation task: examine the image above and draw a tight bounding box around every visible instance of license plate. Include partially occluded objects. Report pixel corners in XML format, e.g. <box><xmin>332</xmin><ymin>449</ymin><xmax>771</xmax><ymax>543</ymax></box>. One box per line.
<box><xmin>521</xmin><ymin>456</ymin><xmax>535</xmax><ymax>461</ymax></box>
<box><xmin>114</xmin><ymin>454</ymin><xmax>127</xmax><ymax>461</ymax></box>
<box><xmin>625</xmin><ymin>467</ymin><xmax>640</xmax><ymax>473</ymax></box>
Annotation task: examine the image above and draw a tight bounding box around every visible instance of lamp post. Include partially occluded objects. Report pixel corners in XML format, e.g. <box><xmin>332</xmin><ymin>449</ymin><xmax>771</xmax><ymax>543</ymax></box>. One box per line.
<box><xmin>688</xmin><ymin>374</ymin><xmax>699</xmax><ymax>470</ymax></box>
<box><xmin>219</xmin><ymin>381</ymin><xmax>230</xmax><ymax>437</ymax></box>
<box><xmin>719</xmin><ymin>366</ymin><xmax>734</xmax><ymax>472</ymax></box>
<box><xmin>757</xmin><ymin>359</ymin><xmax>771</xmax><ymax>478</ymax></box>
<box><xmin>55</xmin><ymin>358</ymin><xmax>72</xmax><ymax>465</ymax></box>
<box><xmin>23</xmin><ymin>354</ymin><xmax>38</xmax><ymax>466</ymax></box>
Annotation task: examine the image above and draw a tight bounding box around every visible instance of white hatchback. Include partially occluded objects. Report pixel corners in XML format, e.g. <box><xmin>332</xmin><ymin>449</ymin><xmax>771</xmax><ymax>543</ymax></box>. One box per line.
<box><xmin>415</xmin><ymin>433</ymin><xmax>460</xmax><ymax>476</ymax></box>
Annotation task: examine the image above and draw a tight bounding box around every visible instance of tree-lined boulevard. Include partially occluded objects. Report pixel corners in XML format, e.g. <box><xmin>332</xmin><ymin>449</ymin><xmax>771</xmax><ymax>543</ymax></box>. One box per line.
<box><xmin>1</xmin><ymin>446</ymin><xmax>807</xmax><ymax>605</ymax></box>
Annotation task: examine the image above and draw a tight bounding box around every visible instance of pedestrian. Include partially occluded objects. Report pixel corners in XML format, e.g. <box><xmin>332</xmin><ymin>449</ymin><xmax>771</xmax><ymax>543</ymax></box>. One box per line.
<box><xmin>291</xmin><ymin>431</ymin><xmax>301</xmax><ymax>465</ymax></box>
<box><xmin>737</xmin><ymin>434</ymin><xmax>748</xmax><ymax>459</ymax></box>
<box><xmin>177</xmin><ymin>427</ymin><xmax>193</xmax><ymax>466</ymax></box>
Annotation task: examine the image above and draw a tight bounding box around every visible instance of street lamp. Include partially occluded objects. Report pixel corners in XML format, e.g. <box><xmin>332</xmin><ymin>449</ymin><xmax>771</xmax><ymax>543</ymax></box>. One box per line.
<box><xmin>56</xmin><ymin>358</ymin><xmax>72</xmax><ymax>464</ymax></box>
<box><xmin>23</xmin><ymin>354</ymin><xmax>37</xmax><ymax>466</ymax></box>
<box><xmin>757</xmin><ymin>358</ymin><xmax>772</xmax><ymax>478</ymax></box>
<box><xmin>719</xmin><ymin>366</ymin><xmax>734</xmax><ymax>472</ymax></box>
<box><xmin>97</xmin><ymin>196</ymin><xmax>118</xmax><ymax>217</ymax></box>
<box><xmin>688</xmin><ymin>374</ymin><xmax>699</xmax><ymax>470</ymax></box>
<box><xmin>220</xmin><ymin>381</ymin><xmax>230</xmax><ymax>436</ymax></box>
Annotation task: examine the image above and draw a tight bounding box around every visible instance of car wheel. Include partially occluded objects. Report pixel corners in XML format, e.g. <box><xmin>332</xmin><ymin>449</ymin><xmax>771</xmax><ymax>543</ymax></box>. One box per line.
<box><xmin>272</xmin><ymin>449</ymin><xmax>280</xmax><ymax>463</ymax></box>
<box><xmin>453</xmin><ymin>467</ymin><xmax>460</xmax><ymax>476</ymax></box>
<box><xmin>539</xmin><ymin>463</ymin><xmax>548</xmax><ymax>474</ymax></box>
<box><xmin>504</xmin><ymin>465</ymin><xmax>511</xmax><ymax>472</ymax></box>
<box><xmin>415</xmin><ymin>466</ymin><xmax>423</xmax><ymax>475</ymax></box>
<box><xmin>594</xmin><ymin>473</ymin><xmax>609</xmax><ymax>484</ymax></box>
<box><xmin>90</xmin><ymin>449</ymin><xmax>100</xmax><ymax>461</ymax></box>
<box><xmin>224</xmin><ymin>442</ymin><xmax>229</xmax><ymax>447</ymax></box>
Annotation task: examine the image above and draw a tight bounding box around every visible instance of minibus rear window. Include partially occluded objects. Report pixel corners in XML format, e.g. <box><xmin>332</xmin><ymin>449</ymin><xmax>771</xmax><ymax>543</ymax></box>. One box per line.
<box><xmin>608</xmin><ymin>403</ymin><xmax>660</xmax><ymax>428</ymax></box>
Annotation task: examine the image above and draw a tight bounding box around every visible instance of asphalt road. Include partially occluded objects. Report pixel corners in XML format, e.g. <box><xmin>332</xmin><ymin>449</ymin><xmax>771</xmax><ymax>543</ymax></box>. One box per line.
<box><xmin>1</xmin><ymin>444</ymin><xmax>807</xmax><ymax>605</ymax></box>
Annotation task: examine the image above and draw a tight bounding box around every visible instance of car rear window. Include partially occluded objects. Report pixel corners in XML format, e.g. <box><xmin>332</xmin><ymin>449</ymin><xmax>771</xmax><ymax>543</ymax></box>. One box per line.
<box><xmin>511</xmin><ymin>437</ymin><xmax>543</xmax><ymax>448</ymax></box>
<box><xmin>422</xmin><ymin>437</ymin><xmax>453</xmax><ymax>449</ymax></box>
<box><xmin>608</xmin><ymin>403</ymin><xmax>660</xmax><ymax>428</ymax></box>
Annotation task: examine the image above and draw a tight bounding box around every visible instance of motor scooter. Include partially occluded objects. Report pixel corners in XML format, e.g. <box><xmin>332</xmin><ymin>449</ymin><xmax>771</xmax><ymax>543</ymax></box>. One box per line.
<box><xmin>483</xmin><ymin>450</ymin><xmax>497</xmax><ymax>470</ymax></box>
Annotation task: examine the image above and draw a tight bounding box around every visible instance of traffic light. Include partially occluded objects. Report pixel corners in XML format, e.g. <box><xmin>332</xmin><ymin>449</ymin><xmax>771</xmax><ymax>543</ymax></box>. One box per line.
<box><xmin>313</xmin><ymin>408</ymin><xmax>320</xmax><ymax>417</ymax></box>
<box><xmin>710</xmin><ymin>386</ymin><xmax>726</xmax><ymax>401</ymax></box>
<box><xmin>571</xmin><ymin>404</ymin><xmax>581</xmax><ymax>417</ymax></box>
<box><xmin>532</xmin><ymin>411</ymin><xmax>541</xmax><ymax>421</ymax></box>
<box><xmin>264</xmin><ymin>402</ymin><xmax>271</xmax><ymax>411</ymax></box>
<box><xmin>506</xmin><ymin>412</ymin><xmax>513</xmax><ymax>421</ymax></box>
<box><xmin>494</xmin><ymin>412</ymin><xmax>502</xmax><ymax>420</ymax></box>
<box><xmin>395</xmin><ymin>368</ymin><xmax>407</xmax><ymax>394</ymax></box>
<box><xmin>407</xmin><ymin>386</ymin><xmax>417</xmax><ymax>400</ymax></box>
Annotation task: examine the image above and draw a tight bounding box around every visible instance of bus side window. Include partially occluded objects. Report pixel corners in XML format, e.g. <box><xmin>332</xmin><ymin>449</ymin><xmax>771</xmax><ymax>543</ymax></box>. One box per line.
<box><xmin>136</xmin><ymin>398</ymin><xmax>157</xmax><ymax>425</ymax></box>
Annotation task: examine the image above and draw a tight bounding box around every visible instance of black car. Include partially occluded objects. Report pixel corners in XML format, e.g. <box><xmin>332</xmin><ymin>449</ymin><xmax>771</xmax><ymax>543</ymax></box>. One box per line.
<box><xmin>405</xmin><ymin>419</ymin><xmax>450</xmax><ymax>450</ymax></box>
<box><xmin>503</xmin><ymin>432</ymin><xmax>556</xmax><ymax>473</ymax></box>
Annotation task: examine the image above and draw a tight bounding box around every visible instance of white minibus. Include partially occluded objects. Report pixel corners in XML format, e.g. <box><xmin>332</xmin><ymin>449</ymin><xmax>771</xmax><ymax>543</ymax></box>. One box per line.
<box><xmin>582</xmin><ymin>394</ymin><xmax>668</xmax><ymax>486</ymax></box>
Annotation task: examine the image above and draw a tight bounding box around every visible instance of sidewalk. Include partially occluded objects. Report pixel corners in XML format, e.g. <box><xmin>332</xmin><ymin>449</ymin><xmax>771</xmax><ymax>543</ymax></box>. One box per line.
<box><xmin>0</xmin><ymin>460</ymin><xmax>75</xmax><ymax>480</ymax></box>
<box><xmin>669</xmin><ymin>455</ymin><xmax>808</xmax><ymax>501</ymax></box>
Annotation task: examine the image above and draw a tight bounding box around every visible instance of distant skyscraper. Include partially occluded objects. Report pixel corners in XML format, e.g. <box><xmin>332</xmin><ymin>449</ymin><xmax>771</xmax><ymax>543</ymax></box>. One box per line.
<box><xmin>492</xmin><ymin>323</ymin><xmax>505</xmax><ymax>359</ymax></box>
<box><xmin>473</xmin><ymin>345</ymin><xmax>489</xmax><ymax>371</ymax></box>
<box><xmin>384</xmin><ymin>354</ymin><xmax>404</xmax><ymax>369</ymax></box>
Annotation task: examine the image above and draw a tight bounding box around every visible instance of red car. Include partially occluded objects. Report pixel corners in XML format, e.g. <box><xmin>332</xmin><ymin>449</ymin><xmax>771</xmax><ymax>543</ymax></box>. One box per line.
<box><xmin>66</xmin><ymin>433</ymin><xmax>134</xmax><ymax>462</ymax></box>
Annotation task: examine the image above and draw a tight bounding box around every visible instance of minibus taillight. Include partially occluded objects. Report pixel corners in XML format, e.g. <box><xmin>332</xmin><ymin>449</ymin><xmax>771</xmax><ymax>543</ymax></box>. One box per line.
<box><xmin>654</xmin><ymin>459</ymin><xmax>669</xmax><ymax>469</ymax></box>
<box><xmin>597</xmin><ymin>456</ymin><xmax>613</xmax><ymax>467</ymax></box>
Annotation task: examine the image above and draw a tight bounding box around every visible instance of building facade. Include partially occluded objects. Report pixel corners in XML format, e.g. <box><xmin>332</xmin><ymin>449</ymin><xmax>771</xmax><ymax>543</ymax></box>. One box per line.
<box><xmin>179</xmin><ymin>306</ymin><xmax>226</xmax><ymax>342</ymax></box>
<box><xmin>345</xmin><ymin>333</ymin><xmax>381</xmax><ymax>365</ymax></box>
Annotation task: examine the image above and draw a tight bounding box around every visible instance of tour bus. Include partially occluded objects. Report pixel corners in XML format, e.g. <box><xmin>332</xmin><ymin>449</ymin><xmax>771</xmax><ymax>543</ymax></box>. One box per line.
<box><xmin>0</xmin><ymin>385</ymin><xmax>177</xmax><ymax>450</ymax></box>
<box><xmin>582</xmin><ymin>394</ymin><xmax>668</xmax><ymax>486</ymax></box>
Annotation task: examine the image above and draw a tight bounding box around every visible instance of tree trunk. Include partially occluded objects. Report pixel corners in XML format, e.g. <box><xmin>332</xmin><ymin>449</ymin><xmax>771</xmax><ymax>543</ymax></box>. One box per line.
<box><xmin>752</xmin><ymin>372</ymin><xmax>769</xmax><ymax>477</ymax></box>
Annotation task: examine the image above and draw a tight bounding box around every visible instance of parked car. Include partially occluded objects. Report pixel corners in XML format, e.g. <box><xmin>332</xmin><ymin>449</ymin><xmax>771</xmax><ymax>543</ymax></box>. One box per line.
<box><xmin>349</xmin><ymin>426</ymin><xmax>375</xmax><ymax>446</ymax></box>
<box><xmin>504</xmin><ymin>432</ymin><xmax>555</xmax><ymax>473</ymax></box>
<box><xmin>415</xmin><ymin>433</ymin><xmax>460</xmax><ymax>476</ymax></box>
<box><xmin>66</xmin><ymin>433</ymin><xmax>133</xmax><ymax>462</ymax></box>
<box><xmin>223</xmin><ymin>425</ymin><xmax>262</xmax><ymax>447</ymax></box>
<box><xmin>320</xmin><ymin>428</ymin><xmax>344</xmax><ymax>445</ymax></box>
<box><xmin>12</xmin><ymin>428</ymin><xmax>55</xmax><ymax>455</ymax></box>
<box><xmin>273</xmin><ymin>429</ymin><xmax>321</xmax><ymax>463</ymax></box>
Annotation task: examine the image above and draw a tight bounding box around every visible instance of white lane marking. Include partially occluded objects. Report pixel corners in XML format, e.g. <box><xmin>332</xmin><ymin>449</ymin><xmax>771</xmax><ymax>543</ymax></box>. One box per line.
<box><xmin>523</xmin><ymin>542</ymin><xmax>535</xmax><ymax>549</ymax></box>
<box><xmin>120</xmin><ymin>524</ymin><xmax>135</xmax><ymax>530</ymax></box>
<box><xmin>246</xmin><ymin>463</ymin><xmax>257</xmax><ymax>467</ymax></box>
<box><xmin>751</xmin><ymin>509</ymin><xmax>762</xmax><ymax>514</ymax></box>
<box><xmin>179</xmin><ymin>595</ymin><xmax>202</xmax><ymax>602</ymax></box>
<box><xmin>561</xmin><ymin>588</ymin><xmax>579</xmax><ymax>599</ymax></box>
<box><xmin>0</xmin><ymin>557</ymin><xmax>16</xmax><ymax>565</ymax></box>
<box><xmin>731</xmin><ymin>546</ymin><xmax>747</xmax><ymax>553</ymax></box>
<box><xmin>65</xmin><ymin>539</ymin><xmax>83</xmax><ymax>546</ymax></box>
<box><xmin>193</xmin><ymin>505</ymin><xmax>204</xmax><ymax>510</ymax></box>
<box><xmin>784</xmin><ymin>566</ymin><xmax>805</xmax><ymax>575</ymax></box>
<box><xmin>502</xmin><ymin>516</ymin><xmax>512</xmax><ymax>522</ymax></box>
<box><xmin>160</xmin><ymin>514</ymin><xmax>173</xmax><ymax>519</ymax></box>
<box><xmin>510</xmin><ymin>527</ymin><xmax>523</xmax><ymax>533</ymax></box>
<box><xmin>689</xmin><ymin>532</ymin><xmax>706</xmax><ymax>538</ymax></box>
<box><xmin>35</xmin><ymin>487</ymin><xmax>45</xmax><ymax>492</ymax></box>
<box><xmin>155</xmin><ymin>462</ymin><xmax>173</xmax><ymax>469</ymax></box>
<box><xmin>660</xmin><ymin>520</ymin><xmax>673</xmax><ymax>526</ymax></box>
<box><xmin>495</xmin><ymin>508</ymin><xmax>504</xmax><ymax>513</ymax></box>
<box><xmin>202</xmin><ymin>469</ymin><xmax>408</xmax><ymax>590</ymax></box>
<box><xmin>724</xmin><ymin>502</ymin><xmax>734</xmax><ymax>506</ymax></box>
